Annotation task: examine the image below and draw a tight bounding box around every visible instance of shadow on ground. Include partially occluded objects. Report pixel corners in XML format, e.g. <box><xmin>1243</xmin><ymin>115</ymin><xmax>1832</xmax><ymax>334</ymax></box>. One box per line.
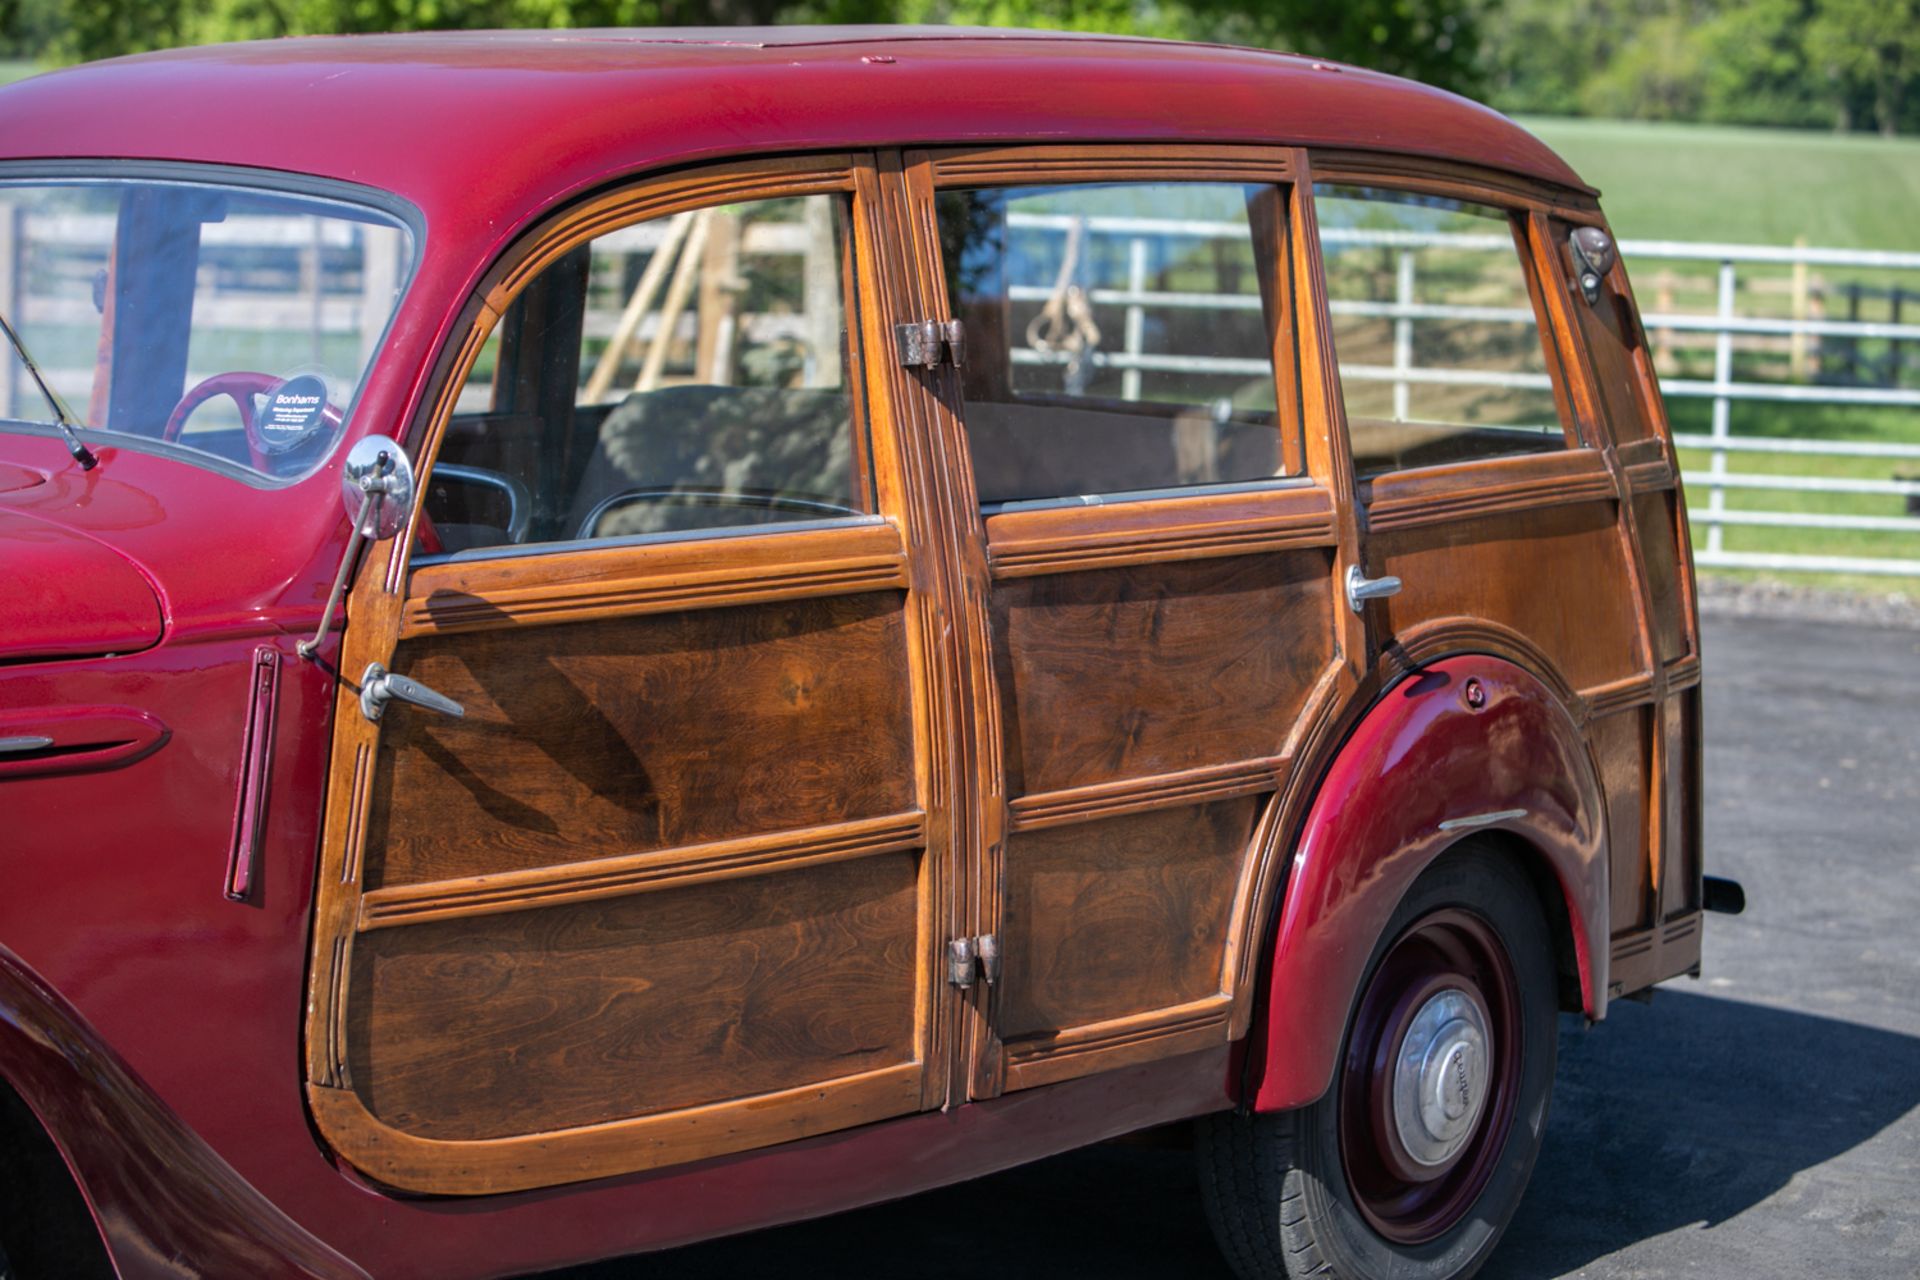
<box><xmin>547</xmin><ymin>989</ymin><xmax>1920</xmax><ymax>1279</ymax></box>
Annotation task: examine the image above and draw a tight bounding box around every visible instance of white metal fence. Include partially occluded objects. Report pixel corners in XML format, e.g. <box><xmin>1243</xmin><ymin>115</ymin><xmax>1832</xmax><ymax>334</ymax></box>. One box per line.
<box><xmin>1003</xmin><ymin>211</ymin><xmax>1920</xmax><ymax>579</ymax></box>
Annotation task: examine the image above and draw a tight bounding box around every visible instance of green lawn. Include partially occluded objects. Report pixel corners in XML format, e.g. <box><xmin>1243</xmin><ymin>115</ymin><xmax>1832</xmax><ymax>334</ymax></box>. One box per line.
<box><xmin>1518</xmin><ymin>116</ymin><xmax>1920</xmax><ymax>253</ymax></box>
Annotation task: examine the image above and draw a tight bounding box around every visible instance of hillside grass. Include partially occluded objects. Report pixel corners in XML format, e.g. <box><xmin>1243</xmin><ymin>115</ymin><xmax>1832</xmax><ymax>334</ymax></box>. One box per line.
<box><xmin>1518</xmin><ymin>116</ymin><xmax>1920</xmax><ymax>253</ymax></box>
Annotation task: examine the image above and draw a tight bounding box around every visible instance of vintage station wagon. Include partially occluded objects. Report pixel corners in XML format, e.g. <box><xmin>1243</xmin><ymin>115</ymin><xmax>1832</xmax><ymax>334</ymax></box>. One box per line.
<box><xmin>0</xmin><ymin>28</ymin><xmax>1742</xmax><ymax>1280</ymax></box>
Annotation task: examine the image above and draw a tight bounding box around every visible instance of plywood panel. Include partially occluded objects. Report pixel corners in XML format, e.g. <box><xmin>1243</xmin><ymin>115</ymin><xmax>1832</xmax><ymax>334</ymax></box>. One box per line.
<box><xmin>1634</xmin><ymin>490</ymin><xmax>1688</xmax><ymax>665</ymax></box>
<box><xmin>989</xmin><ymin>553</ymin><xmax>1334</xmax><ymax>796</ymax></box>
<box><xmin>997</xmin><ymin>798</ymin><xmax>1257</xmax><ymax>1039</ymax></box>
<box><xmin>347</xmin><ymin>851</ymin><xmax>920</xmax><ymax>1141</ymax></box>
<box><xmin>1375</xmin><ymin>501</ymin><xmax>1641</xmax><ymax>693</ymax></box>
<box><xmin>1590</xmin><ymin>708</ymin><xmax>1652</xmax><ymax>936</ymax></box>
<box><xmin>1661</xmin><ymin>691</ymin><xmax>1701</xmax><ymax>917</ymax></box>
<box><xmin>363</xmin><ymin>593</ymin><xmax>915</xmax><ymax>887</ymax></box>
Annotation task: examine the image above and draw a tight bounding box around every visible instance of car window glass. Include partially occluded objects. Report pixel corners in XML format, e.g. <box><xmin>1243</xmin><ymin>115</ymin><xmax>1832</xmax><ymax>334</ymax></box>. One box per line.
<box><xmin>422</xmin><ymin>193</ymin><xmax>872</xmax><ymax>557</ymax></box>
<box><xmin>0</xmin><ymin>179</ymin><xmax>411</xmax><ymax>484</ymax></box>
<box><xmin>935</xmin><ymin>181</ymin><xmax>1294</xmax><ymax>508</ymax></box>
<box><xmin>1315</xmin><ymin>184</ymin><xmax>1569</xmax><ymax>476</ymax></box>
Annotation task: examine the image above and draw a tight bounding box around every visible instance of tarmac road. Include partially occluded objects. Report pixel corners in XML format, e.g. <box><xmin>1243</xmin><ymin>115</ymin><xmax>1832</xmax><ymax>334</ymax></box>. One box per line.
<box><xmin>546</xmin><ymin>613</ymin><xmax>1920</xmax><ymax>1280</ymax></box>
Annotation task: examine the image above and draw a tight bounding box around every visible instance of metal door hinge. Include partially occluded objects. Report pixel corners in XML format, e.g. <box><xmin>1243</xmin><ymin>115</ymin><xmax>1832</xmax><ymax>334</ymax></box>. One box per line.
<box><xmin>896</xmin><ymin>319</ymin><xmax>966</xmax><ymax>369</ymax></box>
<box><xmin>946</xmin><ymin>933</ymin><xmax>1000</xmax><ymax>988</ymax></box>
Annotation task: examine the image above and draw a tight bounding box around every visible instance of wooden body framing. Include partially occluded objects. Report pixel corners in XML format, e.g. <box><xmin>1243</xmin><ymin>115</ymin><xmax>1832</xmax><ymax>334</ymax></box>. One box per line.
<box><xmin>301</xmin><ymin>143</ymin><xmax>1702</xmax><ymax>1197</ymax></box>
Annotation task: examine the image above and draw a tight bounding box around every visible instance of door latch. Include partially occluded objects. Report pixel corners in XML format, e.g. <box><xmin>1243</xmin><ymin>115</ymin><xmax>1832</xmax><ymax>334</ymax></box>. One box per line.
<box><xmin>1345</xmin><ymin>564</ymin><xmax>1403</xmax><ymax>614</ymax></box>
<box><xmin>359</xmin><ymin>663</ymin><xmax>466</xmax><ymax>722</ymax></box>
<box><xmin>896</xmin><ymin>319</ymin><xmax>966</xmax><ymax>369</ymax></box>
<box><xmin>946</xmin><ymin>934</ymin><xmax>1001</xmax><ymax>988</ymax></box>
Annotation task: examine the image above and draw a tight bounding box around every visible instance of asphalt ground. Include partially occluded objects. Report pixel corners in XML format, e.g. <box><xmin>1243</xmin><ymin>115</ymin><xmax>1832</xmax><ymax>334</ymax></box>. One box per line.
<box><xmin>549</xmin><ymin>614</ymin><xmax>1920</xmax><ymax>1280</ymax></box>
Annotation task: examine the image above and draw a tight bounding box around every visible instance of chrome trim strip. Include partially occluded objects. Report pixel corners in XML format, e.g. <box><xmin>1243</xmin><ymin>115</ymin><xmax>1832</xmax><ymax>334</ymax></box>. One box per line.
<box><xmin>980</xmin><ymin>475</ymin><xmax>1314</xmax><ymax>515</ymax></box>
<box><xmin>411</xmin><ymin>513</ymin><xmax>888</xmax><ymax>567</ymax></box>
<box><xmin>0</xmin><ymin>735</ymin><xmax>53</xmax><ymax>754</ymax></box>
<box><xmin>1438</xmin><ymin>808</ymin><xmax>1527</xmax><ymax>832</ymax></box>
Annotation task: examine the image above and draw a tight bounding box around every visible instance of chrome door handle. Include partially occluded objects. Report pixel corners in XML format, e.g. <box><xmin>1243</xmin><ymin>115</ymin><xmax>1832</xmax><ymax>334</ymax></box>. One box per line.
<box><xmin>1345</xmin><ymin>565</ymin><xmax>1403</xmax><ymax>613</ymax></box>
<box><xmin>359</xmin><ymin>663</ymin><xmax>466</xmax><ymax>722</ymax></box>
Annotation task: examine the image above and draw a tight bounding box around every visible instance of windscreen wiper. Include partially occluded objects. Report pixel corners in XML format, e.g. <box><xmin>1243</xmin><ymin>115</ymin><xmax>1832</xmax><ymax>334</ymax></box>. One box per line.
<box><xmin>0</xmin><ymin>308</ymin><xmax>96</xmax><ymax>470</ymax></box>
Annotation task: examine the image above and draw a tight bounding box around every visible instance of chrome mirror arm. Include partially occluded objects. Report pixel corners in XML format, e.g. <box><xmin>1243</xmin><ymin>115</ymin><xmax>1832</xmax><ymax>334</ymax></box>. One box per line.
<box><xmin>296</xmin><ymin>483</ymin><xmax>379</xmax><ymax>661</ymax></box>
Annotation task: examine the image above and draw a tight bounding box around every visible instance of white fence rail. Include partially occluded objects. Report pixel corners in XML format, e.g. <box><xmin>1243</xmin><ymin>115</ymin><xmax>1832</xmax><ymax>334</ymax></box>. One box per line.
<box><xmin>1005</xmin><ymin>211</ymin><xmax>1920</xmax><ymax>579</ymax></box>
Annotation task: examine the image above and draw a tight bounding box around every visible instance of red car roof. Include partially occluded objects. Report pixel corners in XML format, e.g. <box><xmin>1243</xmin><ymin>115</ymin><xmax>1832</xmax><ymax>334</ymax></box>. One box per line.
<box><xmin>0</xmin><ymin>27</ymin><xmax>1589</xmax><ymax>235</ymax></box>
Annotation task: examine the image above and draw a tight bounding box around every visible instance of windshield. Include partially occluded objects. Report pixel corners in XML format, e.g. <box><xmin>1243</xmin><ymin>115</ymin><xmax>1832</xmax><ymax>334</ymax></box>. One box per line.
<box><xmin>0</xmin><ymin>176</ymin><xmax>414</xmax><ymax>484</ymax></box>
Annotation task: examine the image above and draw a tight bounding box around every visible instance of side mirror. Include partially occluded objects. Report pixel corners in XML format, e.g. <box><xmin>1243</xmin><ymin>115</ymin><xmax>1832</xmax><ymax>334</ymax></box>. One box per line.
<box><xmin>298</xmin><ymin>434</ymin><xmax>417</xmax><ymax>660</ymax></box>
<box><xmin>1568</xmin><ymin>226</ymin><xmax>1618</xmax><ymax>307</ymax></box>
<box><xmin>340</xmin><ymin>433</ymin><xmax>416</xmax><ymax>539</ymax></box>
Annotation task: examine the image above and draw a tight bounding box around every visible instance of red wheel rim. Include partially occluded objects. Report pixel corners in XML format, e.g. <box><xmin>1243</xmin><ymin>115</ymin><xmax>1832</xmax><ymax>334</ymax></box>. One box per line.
<box><xmin>1337</xmin><ymin>907</ymin><xmax>1522</xmax><ymax>1245</ymax></box>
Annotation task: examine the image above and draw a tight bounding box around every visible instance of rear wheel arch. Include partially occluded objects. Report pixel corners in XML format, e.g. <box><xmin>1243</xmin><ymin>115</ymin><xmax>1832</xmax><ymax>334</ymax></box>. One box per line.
<box><xmin>1242</xmin><ymin>648</ymin><xmax>1610</xmax><ymax>1114</ymax></box>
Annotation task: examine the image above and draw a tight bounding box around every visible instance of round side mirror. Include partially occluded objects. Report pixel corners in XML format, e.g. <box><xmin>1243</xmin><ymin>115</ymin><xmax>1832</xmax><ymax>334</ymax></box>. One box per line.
<box><xmin>340</xmin><ymin>433</ymin><xmax>415</xmax><ymax>540</ymax></box>
<box><xmin>1568</xmin><ymin>226</ymin><xmax>1618</xmax><ymax>307</ymax></box>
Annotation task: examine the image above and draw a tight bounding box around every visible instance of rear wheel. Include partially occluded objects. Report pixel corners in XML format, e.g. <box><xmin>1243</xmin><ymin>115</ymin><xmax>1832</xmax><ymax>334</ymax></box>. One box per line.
<box><xmin>1197</xmin><ymin>844</ymin><xmax>1559</xmax><ymax>1280</ymax></box>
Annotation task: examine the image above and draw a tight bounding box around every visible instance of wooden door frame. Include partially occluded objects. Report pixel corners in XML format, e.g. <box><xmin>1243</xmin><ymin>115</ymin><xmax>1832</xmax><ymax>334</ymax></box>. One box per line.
<box><xmin>893</xmin><ymin>143</ymin><xmax>1367</xmax><ymax>1099</ymax></box>
<box><xmin>301</xmin><ymin>151</ymin><xmax>969</xmax><ymax>1194</ymax></box>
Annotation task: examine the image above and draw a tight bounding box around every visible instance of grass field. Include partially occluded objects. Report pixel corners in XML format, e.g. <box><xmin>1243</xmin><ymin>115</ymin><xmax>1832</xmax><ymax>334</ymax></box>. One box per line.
<box><xmin>1519</xmin><ymin>117</ymin><xmax>1920</xmax><ymax>253</ymax></box>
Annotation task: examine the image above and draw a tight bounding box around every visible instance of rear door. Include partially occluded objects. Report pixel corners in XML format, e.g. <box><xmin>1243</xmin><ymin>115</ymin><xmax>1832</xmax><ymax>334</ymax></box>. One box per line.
<box><xmin>897</xmin><ymin>147</ymin><xmax>1362</xmax><ymax>1099</ymax></box>
<box><xmin>303</xmin><ymin>155</ymin><xmax>959</xmax><ymax>1195</ymax></box>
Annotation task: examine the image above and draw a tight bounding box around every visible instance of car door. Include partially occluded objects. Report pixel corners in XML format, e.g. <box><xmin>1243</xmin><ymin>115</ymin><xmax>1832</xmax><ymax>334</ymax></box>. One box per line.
<box><xmin>892</xmin><ymin>147</ymin><xmax>1363</xmax><ymax>1099</ymax></box>
<box><xmin>302</xmin><ymin>155</ymin><xmax>960</xmax><ymax>1196</ymax></box>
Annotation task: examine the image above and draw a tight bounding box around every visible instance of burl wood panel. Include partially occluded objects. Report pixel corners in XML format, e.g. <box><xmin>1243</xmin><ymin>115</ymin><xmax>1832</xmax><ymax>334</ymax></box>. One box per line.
<box><xmin>990</xmin><ymin>552</ymin><xmax>1335</xmax><ymax>797</ymax></box>
<box><xmin>997</xmin><ymin>798</ymin><xmax>1257</xmax><ymax>1039</ymax></box>
<box><xmin>1374</xmin><ymin>502</ymin><xmax>1640</xmax><ymax>694</ymax></box>
<box><xmin>1661</xmin><ymin>691</ymin><xmax>1701</xmax><ymax>917</ymax></box>
<box><xmin>347</xmin><ymin>851</ymin><xmax>920</xmax><ymax>1141</ymax></box>
<box><xmin>1634</xmin><ymin>491</ymin><xmax>1689</xmax><ymax>665</ymax></box>
<box><xmin>1589</xmin><ymin>708</ymin><xmax>1652</xmax><ymax>936</ymax></box>
<box><xmin>362</xmin><ymin>593</ymin><xmax>915</xmax><ymax>888</ymax></box>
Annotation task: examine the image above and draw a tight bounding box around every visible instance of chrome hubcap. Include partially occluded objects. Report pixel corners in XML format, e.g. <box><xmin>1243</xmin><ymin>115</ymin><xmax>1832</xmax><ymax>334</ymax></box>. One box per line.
<box><xmin>1390</xmin><ymin>987</ymin><xmax>1491</xmax><ymax>1170</ymax></box>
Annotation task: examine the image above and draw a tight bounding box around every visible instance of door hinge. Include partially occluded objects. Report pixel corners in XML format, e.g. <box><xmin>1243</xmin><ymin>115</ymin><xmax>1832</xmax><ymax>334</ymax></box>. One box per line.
<box><xmin>896</xmin><ymin>319</ymin><xmax>966</xmax><ymax>369</ymax></box>
<box><xmin>946</xmin><ymin>933</ymin><xmax>1000</xmax><ymax>988</ymax></box>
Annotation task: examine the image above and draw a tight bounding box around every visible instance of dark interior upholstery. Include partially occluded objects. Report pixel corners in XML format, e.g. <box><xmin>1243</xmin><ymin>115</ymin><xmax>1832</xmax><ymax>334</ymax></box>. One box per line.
<box><xmin>567</xmin><ymin>385</ymin><xmax>859</xmax><ymax>539</ymax></box>
<box><xmin>963</xmin><ymin>400</ymin><xmax>1284</xmax><ymax>504</ymax></box>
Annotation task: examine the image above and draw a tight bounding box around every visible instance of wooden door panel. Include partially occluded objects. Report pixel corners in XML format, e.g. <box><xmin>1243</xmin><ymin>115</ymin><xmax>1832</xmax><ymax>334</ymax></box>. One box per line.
<box><xmin>1372</xmin><ymin>493</ymin><xmax>1641</xmax><ymax>695</ymax></box>
<box><xmin>1633</xmin><ymin>490</ymin><xmax>1689</xmax><ymax>665</ymax></box>
<box><xmin>1590</xmin><ymin>707</ymin><xmax>1653</xmax><ymax>936</ymax></box>
<box><xmin>362</xmin><ymin>593</ymin><xmax>915</xmax><ymax>887</ymax></box>
<box><xmin>997</xmin><ymin>797</ymin><xmax>1256</xmax><ymax>1040</ymax></box>
<box><xmin>347</xmin><ymin>851</ymin><xmax>920</xmax><ymax>1141</ymax></box>
<box><xmin>990</xmin><ymin>551</ymin><xmax>1336</xmax><ymax>797</ymax></box>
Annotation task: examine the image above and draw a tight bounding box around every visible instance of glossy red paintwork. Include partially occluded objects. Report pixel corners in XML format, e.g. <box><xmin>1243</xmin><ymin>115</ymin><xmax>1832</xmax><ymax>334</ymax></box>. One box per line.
<box><xmin>0</xmin><ymin>30</ymin><xmax>1610</xmax><ymax>1279</ymax></box>
<box><xmin>0</xmin><ymin>505</ymin><xmax>163</xmax><ymax>662</ymax></box>
<box><xmin>1246</xmin><ymin>656</ymin><xmax>1608</xmax><ymax>1114</ymax></box>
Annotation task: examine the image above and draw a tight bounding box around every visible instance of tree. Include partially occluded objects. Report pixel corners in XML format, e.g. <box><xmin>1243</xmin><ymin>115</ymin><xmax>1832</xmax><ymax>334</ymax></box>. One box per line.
<box><xmin>4</xmin><ymin>0</ymin><xmax>1493</xmax><ymax>97</ymax></box>
<box><xmin>1806</xmin><ymin>0</ymin><xmax>1920</xmax><ymax>136</ymax></box>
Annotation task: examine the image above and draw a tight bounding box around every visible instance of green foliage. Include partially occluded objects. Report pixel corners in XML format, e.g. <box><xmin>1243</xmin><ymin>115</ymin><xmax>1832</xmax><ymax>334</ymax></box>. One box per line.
<box><xmin>1</xmin><ymin>0</ymin><xmax>1488</xmax><ymax>96</ymax></box>
<box><xmin>1484</xmin><ymin>0</ymin><xmax>1920</xmax><ymax>135</ymax></box>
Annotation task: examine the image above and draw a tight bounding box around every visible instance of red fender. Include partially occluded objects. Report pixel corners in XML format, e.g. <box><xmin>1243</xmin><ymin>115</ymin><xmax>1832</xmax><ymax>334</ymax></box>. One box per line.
<box><xmin>1247</xmin><ymin>655</ymin><xmax>1608</xmax><ymax>1113</ymax></box>
<box><xmin>0</xmin><ymin>946</ymin><xmax>368</xmax><ymax>1280</ymax></box>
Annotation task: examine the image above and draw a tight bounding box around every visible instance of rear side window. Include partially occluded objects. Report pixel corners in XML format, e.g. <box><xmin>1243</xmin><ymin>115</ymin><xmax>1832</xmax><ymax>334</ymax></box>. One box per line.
<box><xmin>1315</xmin><ymin>184</ymin><xmax>1569</xmax><ymax>476</ymax></box>
<box><xmin>935</xmin><ymin>181</ymin><xmax>1296</xmax><ymax>507</ymax></box>
<box><xmin>424</xmin><ymin>192</ymin><xmax>873</xmax><ymax>557</ymax></box>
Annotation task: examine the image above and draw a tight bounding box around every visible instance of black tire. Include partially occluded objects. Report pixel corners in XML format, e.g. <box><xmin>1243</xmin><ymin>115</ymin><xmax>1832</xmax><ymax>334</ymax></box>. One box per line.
<box><xmin>1196</xmin><ymin>843</ymin><xmax>1559</xmax><ymax>1280</ymax></box>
